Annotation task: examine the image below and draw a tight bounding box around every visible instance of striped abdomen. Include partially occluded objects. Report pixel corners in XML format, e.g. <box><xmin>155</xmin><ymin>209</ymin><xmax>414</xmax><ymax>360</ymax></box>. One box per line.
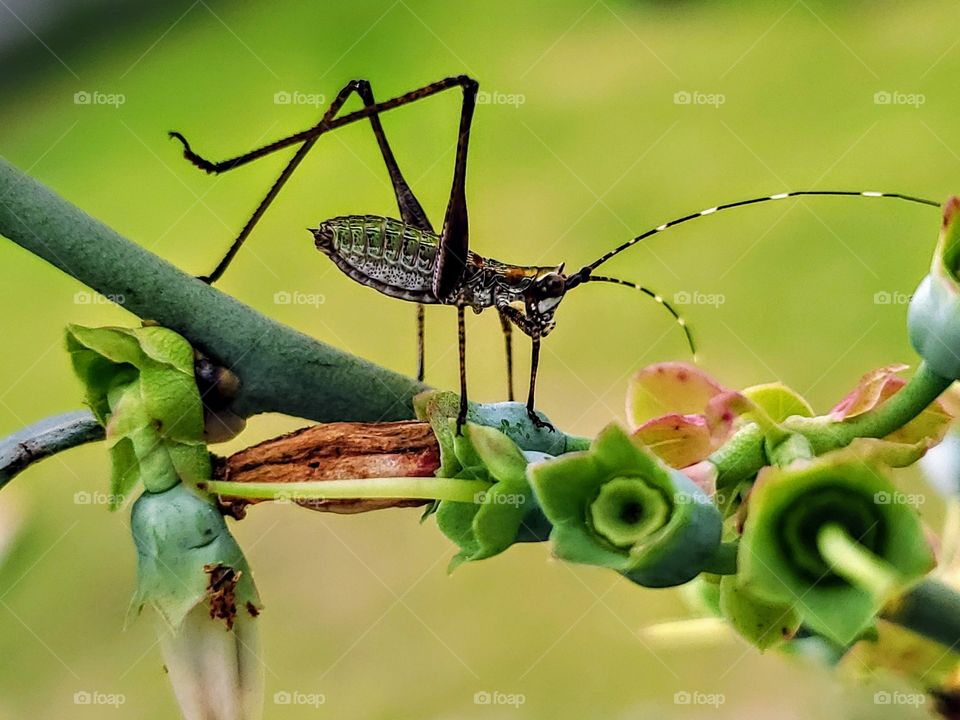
<box><xmin>312</xmin><ymin>215</ymin><xmax>441</xmax><ymax>303</ymax></box>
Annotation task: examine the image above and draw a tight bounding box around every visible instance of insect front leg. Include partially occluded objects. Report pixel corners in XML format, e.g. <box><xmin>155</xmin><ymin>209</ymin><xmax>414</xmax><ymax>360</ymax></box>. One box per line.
<box><xmin>497</xmin><ymin>305</ymin><xmax>555</xmax><ymax>432</ymax></box>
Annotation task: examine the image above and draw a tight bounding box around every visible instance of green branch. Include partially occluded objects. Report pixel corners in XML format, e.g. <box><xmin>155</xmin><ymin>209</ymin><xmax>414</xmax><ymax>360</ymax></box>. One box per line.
<box><xmin>0</xmin><ymin>156</ymin><xmax>427</xmax><ymax>424</ymax></box>
<box><xmin>0</xmin><ymin>410</ymin><xmax>103</xmax><ymax>488</ymax></box>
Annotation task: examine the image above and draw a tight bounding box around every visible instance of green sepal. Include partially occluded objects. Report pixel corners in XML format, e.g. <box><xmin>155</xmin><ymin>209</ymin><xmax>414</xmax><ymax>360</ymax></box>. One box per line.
<box><xmin>434</xmin><ymin>424</ymin><xmax>538</xmax><ymax>570</ymax></box>
<box><xmin>739</xmin><ymin>450</ymin><xmax>935</xmax><ymax>645</ymax></box>
<box><xmin>66</xmin><ymin>325</ymin><xmax>209</xmax><ymax>507</ymax></box>
<box><xmin>129</xmin><ymin>482</ymin><xmax>261</xmax><ymax>629</ymax></box>
<box><xmin>529</xmin><ymin>424</ymin><xmax>722</xmax><ymax>587</ymax></box>
<box><xmin>719</xmin><ymin>575</ymin><xmax>801</xmax><ymax>650</ymax></box>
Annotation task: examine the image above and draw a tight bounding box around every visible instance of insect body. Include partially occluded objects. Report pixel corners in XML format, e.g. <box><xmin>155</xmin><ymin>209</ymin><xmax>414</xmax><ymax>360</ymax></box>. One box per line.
<box><xmin>169</xmin><ymin>76</ymin><xmax>939</xmax><ymax>432</ymax></box>
<box><xmin>314</xmin><ymin>214</ymin><xmax>564</xmax><ymax>326</ymax></box>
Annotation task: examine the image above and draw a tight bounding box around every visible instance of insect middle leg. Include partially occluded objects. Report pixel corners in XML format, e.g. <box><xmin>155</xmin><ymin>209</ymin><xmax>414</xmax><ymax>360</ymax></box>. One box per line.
<box><xmin>498</xmin><ymin>312</ymin><xmax>515</xmax><ymax>402</ymax></box>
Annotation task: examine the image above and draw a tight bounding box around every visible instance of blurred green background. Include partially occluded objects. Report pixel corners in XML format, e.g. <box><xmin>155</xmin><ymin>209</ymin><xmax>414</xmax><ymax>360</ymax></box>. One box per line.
<box><xmin>0</xmin><ymin>0</ymin><xmax>957</xmax><ymax>717</ymax></box>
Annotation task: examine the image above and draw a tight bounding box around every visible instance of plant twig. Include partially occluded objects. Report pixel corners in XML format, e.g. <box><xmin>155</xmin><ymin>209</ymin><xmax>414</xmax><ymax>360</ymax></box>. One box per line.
<box><xmin>0</xmin><ymin>410</ymin><xmax>104</xmax><ymax>488</ymax></box>
<box><xmin>0</xmin><ymin>156</ymin><xmax>427</xmax><ymax>424</ymax></box>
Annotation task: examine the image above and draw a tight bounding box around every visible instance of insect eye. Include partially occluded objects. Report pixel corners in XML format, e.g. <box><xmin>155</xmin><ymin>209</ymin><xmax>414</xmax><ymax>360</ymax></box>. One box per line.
<box><xmin>540</xmin><ymin>273</ymin><xmax>565</xmax><ymax>297</ymax></box>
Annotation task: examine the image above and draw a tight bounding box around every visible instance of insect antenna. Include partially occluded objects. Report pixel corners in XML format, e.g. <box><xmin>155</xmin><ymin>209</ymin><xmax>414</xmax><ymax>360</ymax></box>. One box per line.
<box><xmin>580</xmin><ymin>190</ymin><xmax>940</xmax><ymax>273</ymax></box>
<box><xmin>577</xmin><ymin>274</ymin><xmax>696</xmax><ymax>357</ymax></box>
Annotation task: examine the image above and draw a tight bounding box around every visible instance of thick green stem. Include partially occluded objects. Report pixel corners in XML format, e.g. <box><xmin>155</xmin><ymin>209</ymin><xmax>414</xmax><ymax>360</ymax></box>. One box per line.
<box><xmin>202</xmin><ymin>477</ymin><xmax>490</xmax><ymax>503</ymax></box>
<box><xmin>0</xmin><ymin>156</ymin><xmax>427</xmax><ymax>424</ymax></box>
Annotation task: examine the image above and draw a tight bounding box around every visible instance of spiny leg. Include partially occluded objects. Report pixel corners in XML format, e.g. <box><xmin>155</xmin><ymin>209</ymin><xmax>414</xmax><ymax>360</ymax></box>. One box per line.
<box><xmin>169</xmin><ymin>76</ymin><xmax>475</xmax><ymax>282</ymax></box>
<box><xmin>498</xmin><ymin>311</ymin><xmax>515</xmax><ymax>402</ymax></box>
<box><xmin>497</xmin><ymin>304</ymin><xmax>554</xmax><ymax>431</ymax></box>
<box><xmin>526</xmin><ymin>337</ymin><xmax>553</xmax><ymax>430</ymax></box>
<box><xmin>416</xmin><ymin>304</ymin><xmax>426</xmax><ymax>383</ymax></box>
<box><xmin>427</xmin><ymin>77</ymin><xmax>478</xmax><ymax>433</ymax></box>
<box><xmin>457</xmin><ymin>306</ymin><xmax>468</xmax><ymax>433</ymax></box>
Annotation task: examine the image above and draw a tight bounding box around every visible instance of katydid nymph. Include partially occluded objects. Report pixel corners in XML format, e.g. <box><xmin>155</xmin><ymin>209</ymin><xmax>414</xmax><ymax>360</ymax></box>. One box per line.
<box><xmin>169</xmin><ymin>75</ymin><xmax>939</xmax><ymax>432</ymax></box>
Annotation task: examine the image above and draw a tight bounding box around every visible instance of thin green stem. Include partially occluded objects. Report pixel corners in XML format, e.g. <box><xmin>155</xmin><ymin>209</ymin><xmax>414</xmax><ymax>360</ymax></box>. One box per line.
<box><xmin>710</xmin><ymin>362</ymin><xmax>953</xmax><ymax>484</ymax></box>
<box><xmin>817</xmin><ymin>524</ymin><xmax>899</xmax><ymax>600</ymax></box>
<box><xmin>202</xmin><ymin>477</ymin><xmax>491</xmax><ymax>503</ymax></box>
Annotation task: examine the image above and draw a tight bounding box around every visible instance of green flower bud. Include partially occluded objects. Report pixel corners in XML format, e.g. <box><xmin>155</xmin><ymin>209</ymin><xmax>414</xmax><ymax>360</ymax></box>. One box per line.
<box><xmin>528</xmin><ymin>424</ymin><xmax>722</xmax><ymax>587</ymax></box>
<box><xmin>130</xmin><ymin>483</ymin><xmax>263</xmax><ymax>720</ymax></box>
<box><xmin>908</xmin><ymin>196</ymin><xmax>960</xmax><ymax>380</ymax></box>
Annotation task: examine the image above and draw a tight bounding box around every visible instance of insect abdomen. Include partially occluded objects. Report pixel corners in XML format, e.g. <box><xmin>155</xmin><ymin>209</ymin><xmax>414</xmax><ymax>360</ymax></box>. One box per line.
<box><xmin>312</xmin><ymin>215</ymin><xmax>440</xmax><ymax>302</ymax></box>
